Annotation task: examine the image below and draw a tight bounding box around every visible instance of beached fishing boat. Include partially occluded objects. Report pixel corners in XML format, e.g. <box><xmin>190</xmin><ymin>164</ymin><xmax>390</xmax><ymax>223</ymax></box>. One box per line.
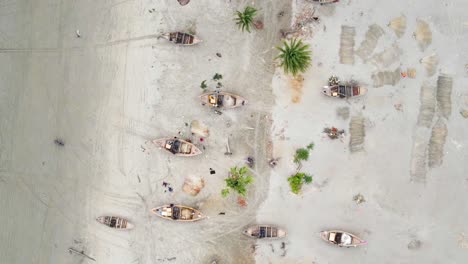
<box><xmin>200</xmin><ymin>91</ymin><xmax>247</xmax><ymax>109</ymax></box>
<box><xmin>96</xmin><ymin>216</ymin><xmax>134</xmax><ymax>230</ymax></box>
<box><xmin>243</xmin><ymin>225</ymin><xmax>287</xmax><ymax>239</ymax></box>
<box><xmin>151</xmin><ymin>204</ymin><xmax>205</xmax><ymax>222</ymax></box>
<box><xmin>153</xmin><ymin>138</ymin><xmax>202</xmax><ymax>156</ymax></box>
<box><xmin>160</xmin><ymin>32</ymin><xmax>202</xmax><ymax>45</ymax></box>
<box><xmin>320</xmin><ymin>230</ymin><xmax>367</xmax><ymax>247</ymax></box>
<box><xmin>322</xmin><ymin>85</ymin><xmax>367</xmax><ymax>99</ymax></box>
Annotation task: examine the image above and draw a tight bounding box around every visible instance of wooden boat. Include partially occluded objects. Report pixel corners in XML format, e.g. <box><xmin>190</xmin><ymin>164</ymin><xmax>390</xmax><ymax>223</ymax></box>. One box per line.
<box><xmin>153</xmin><ymin>138</ymin><xmax>202</xmax><ymax>157</ymax></box>
<box><xmin>160</xmin><ymin>32</ymin><xmax>202</xmax><ymax>45</ymax></box>
<box><xmin>96</xmin><ymin>216</ymin><xmax>134</xmax><ymax>230</ymax></box>
<box><xmin>320</xmin><ymin>230</ymin><xmax>367</xmax><ymax>247</ymax></box>
<box><xmin>200</xmin><ymin>91</ymin><xmax>247</xmax><ymax>109</ymax></box>
<box><xmin>151</xmin><ymin>204</ymin><xmax>205</xmax><ymax>222</ymax></box>
<box><xmin>321</xmin><ymin>85</ymin><xmax>367</xmax><ymax>99</ymax></box>
<box><xmin>243</xmin><ymin>225</ymin><xmax>287</xmax><ymax>239</ymax></box>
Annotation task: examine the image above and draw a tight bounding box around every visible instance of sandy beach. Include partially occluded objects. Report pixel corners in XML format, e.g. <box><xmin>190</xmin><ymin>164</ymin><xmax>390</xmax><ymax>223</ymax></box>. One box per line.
<box><xmin>1</xmin><ymin>0</ymin><xmax>467</xmax><ymax>263</ymax></box>
<box><xmin>256</xmin><ymin>0</ymin><xmax>468</xmax><ymax>263</ymax></box>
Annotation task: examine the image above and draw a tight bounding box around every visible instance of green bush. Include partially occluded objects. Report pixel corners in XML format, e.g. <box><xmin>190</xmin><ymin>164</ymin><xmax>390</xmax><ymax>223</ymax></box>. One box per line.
<box><xmin>288</xmin><ymin>172</ymin><xmax>313</xmax><ymax>194</ymax></box>
<box><xmin>294</xmin><ymin>148</ymin><xmax>309</xmax><ymax>163</ymax></box>
<box><xmin>221</xmin><ymin>166</ymin><xmax>254</xmax><ymax>197</ymax></box>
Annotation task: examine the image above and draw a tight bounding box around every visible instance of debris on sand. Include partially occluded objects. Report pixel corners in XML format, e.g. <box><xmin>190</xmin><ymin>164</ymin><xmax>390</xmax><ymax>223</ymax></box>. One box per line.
<box><xmin>420</xmin><ymin>54</ymin><xmax>438</xmax><ymax>77</ymax></box>
<box><xmin>414</xmin><ymin>19</ymin><xmax>432</xmax><ymax>51</ymax></box>
<box><xmin>339</xmin><ymin>26</ymin><xmax>356</xmax><ymax>64</ymax></box>
<box><xmin>177</xmin><ymin>0</ymin><xmax>190</xmax><ymax>6</ymax></box>
<box><xmin>191</xmin><ymin>120</ymin><xmax>209</xmax><ymax>137</ymax></box>
<box><xmin>269</xmin><ymin>158</ymin><xmax>280</xmax><ymax>168</ymax></box>
<box><xmin>416</xmin><ymin>83</ymin><xmax>436</xmax><ymax>128</ymax></box>
<box><xmin>394</xmin><ymin>103</ymin><xmax>403</xmax><ymax>111</ymax></box>
<box><xmin>388</xmin><ymin>15</ymin><xmax>406</xmax><ymax>38</ymax></box>
<box><xmin>356</xmin><ymin>24</ymin><xmax>385</xmax><ymax>60</ymax></box>
<box><xmin>407</xmin><ymin>239</ymin><xmax>422</xmax><ymax>250</ymax></box>
<box><xmin>353</xmin><ymin>193</ymin><xmax>366</xmax><ymax>204</ymax></box>
<box><xmin>436</xmin><ymin>74</ymin><xmax>453</xmax><ymax>119</ymax></box>
<box><xmin>428</xmin><ymin>118</ymin><xmax>448</xmax><ymax>168</ymax></box>
<box><xmin>407</xmin><ymin>68</ymin><xmax>417</xmax><ymax>78</ymax></box>
<box><xmin>291</xmin><ymin>7</ymin><xmax>318</xmax><ymax>38</ymax></box>
<box><xmin>328</xmin><ymin>75</ymin><xmax>340</xmax><ymax>86</ymax></box>
<box><xmin>336</xmin><ymin>107</ymin><xmax>350</xmax><ymax>120</ymax></box>
<box><xmin>246</xmin><ymin>157</ymin><xmax>255</xmax><ymax>168</ymax></box>
<box><xmin>54</xmin><ymin>139</ymin><xmax>65</xmax><ymax>146</ymax></box>
<box><xmin>323</xmin><ymin>127</ymin><xmax>345</xmax><ymax>139</ymax></box>
<box><xmin>460</xmin><ymin>109</ymin><xmax>468</xmax><ymax>118</ymax></box>
<box><xmin>237</xmin><ymin>197</ymin><xmax>248</xmax><ymax>207</ymax></box>
<box><xmin>369</xmin><ymin>43</ymin><xmax>402</xmax><ymax>67</ymax></box>
<box><xmin>183</xmin><ymin>175</ymin><xmax>205</xmax><ymax>196</ymax></box>
<box><xmin>372</xmin><ymin>68</ymin><xmax>401</xmax><ymax>87</ymax></box>
<box><xmin>349</xmin><ymin>116</ymin><xmax>365</xmax><ymax>152</ymax></box>
<box><xmin>254</xmin><ymin>20</ymin><xmax>264</xmax><ymax>30</ymax></box>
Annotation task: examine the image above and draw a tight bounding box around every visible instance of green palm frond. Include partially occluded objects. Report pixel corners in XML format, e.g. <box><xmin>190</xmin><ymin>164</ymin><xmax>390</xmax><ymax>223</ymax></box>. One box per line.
<box><xmin>235</xmin><ymin>6</ymin><xmax>257</xmax><ymax>33</ymax></box>
<box><xmin>276</xmin><ymin>38</ymin><xmax>312</xmax><ymax>76</ymax></box>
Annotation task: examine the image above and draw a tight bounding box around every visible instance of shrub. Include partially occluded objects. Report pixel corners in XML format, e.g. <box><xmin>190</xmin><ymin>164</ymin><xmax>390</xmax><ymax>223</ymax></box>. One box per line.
<box><xmin>221</xmin><ymin>166</ymin><xmax>254</xmax><ymax>197</ymax></box>
<box><xmin>288</xmin><ymin>172</ymin><xmax>313</xmax><ymax>194</ymax></box>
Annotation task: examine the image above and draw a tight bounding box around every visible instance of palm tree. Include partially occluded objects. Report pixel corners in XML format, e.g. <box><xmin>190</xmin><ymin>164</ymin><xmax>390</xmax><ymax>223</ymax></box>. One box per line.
<box><xmin>276</xmin><ymin>38</ymin><xmax>312</xmax><ymax>76</ymax></box>
<box><xmin>221</xmin><ymin>166</ymin><xmax>254</xmax><ymax>197</ymax></box>
<box><xmin>235</xmin><ymin>6</ymin><xmax>257</xmax><ymax>33</ymax></box>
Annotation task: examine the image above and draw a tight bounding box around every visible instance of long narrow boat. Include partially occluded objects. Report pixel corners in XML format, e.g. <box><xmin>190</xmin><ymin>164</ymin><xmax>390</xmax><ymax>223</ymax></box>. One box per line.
<box><xmin>320</xmin><ymin>230</ymin><xmax>367</xmax><ymax>247</ymax></box>
<box><xmin>243</xmin><ymin>225</ymin><xmax>287</xmax><ymax>239</ymax></box>
<box><xmin>321</xmin><ymin>85</ymin><xmax>367</xmax><ymax>99</ymax></box>
<box><xmin>200</xmin><ymin>91</ymin><xmax>247</xmax><ymax>109</ymax></box>
<box><xmin>153</xmin><ymin>138</ymin><xmax>202</xmax><ymax>157</ymax></box>
<box><xmin>151</xmin><ymin>204</ymin><xmax>205</xmax><ymax>222</ymax></box>
<box><xmin>96</xmin><ymin>216</ymin><xmax>134</xmax><ymax>230</ymax></box>
<box><xmin>160</xmin><ymin>32</ymin><xmax>202</xmax><ymax>45</ymax></box>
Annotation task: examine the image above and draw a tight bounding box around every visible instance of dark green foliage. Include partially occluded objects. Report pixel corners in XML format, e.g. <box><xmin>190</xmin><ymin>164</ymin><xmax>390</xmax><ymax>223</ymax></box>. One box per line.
<box><xmin>213</xmin><ymin>73</ymin><xmax>223</xmax><ymax>81</ymax></box>
<box><xmin>235</xmin><ymin>6</ymin><xmax>257</xmax><ymax>33</ymax></box>
<box><xmin>306</xmin><ymin>143</ymin><xmax>314</xmax><ymax>150</ymax></box>
<box><xmin>200</xmin><ymin>80</ymin><xmax>207</xmax><ymax>89</ymax></box>
<box><xmin>288</xmin><ymin>172</ymin><xmax>313</xmax><ymax>194</ymax></box>
<box><xmin>221</xmin><ymin>166</ymin><xmax>254</xmax><ymax>198</ymax></box>
<box><xmin>276</xmin><ymin>38</ymin><xmax>312</xmax><ymax>76</ymax></box>
<box><xmin>294</xmin><ymin>148</ymin><xmax>309</xmax><ymax>164</ymax></box>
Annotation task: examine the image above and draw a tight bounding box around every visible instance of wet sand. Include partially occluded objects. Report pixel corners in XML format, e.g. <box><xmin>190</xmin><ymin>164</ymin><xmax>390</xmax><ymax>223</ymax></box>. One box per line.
<box><xmin>0</xmin><ymin>0</ymin><xmax>290</xmax><ymax>263</ymax></box>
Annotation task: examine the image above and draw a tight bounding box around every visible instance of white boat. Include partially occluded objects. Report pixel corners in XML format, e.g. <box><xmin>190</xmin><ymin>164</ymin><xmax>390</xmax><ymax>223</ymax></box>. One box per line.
<box><xmin>320</xmin><ymin>230</ymin><xmax>367</xmax><ymax>247</ymax></box>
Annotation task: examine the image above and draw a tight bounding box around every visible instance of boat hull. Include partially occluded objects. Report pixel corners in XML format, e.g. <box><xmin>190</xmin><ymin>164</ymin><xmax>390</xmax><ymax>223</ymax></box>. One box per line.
<box><xmin>243</xmin><ymin>225</ymin><xmax>287</xmax><ymax>239</ymax></box>
<box><xmin>96</xmin><ymin>216</ymin><xmax>134</xmax><ymax>230</ymax></box>
<box><xmin>322</xmin><ymin>85</ymin><xmax>367</xmax><ymax>99</ymax></box>
<box><xmin>200</xmin><ymin>92</ymin><xmax>247</xmax><ymax>109</ymax></box>
<box><xmin>153</xmin><ymin>138</ymin><xmax>202</xmax><ymax>156</ymax></box>
<box><xmin>320</xmin><ymin>230</ymin><xmax>367</xmax><ymax>247</ymax></box>
<box><xmin>161</xmin><ymin>32</ymin><xmax>202</xmax><ymax>46</ymax></box>
<box><xmin>151</xmin><ymin>205</ymin><xmax>205</xmax><ymax>222</ymax></box>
